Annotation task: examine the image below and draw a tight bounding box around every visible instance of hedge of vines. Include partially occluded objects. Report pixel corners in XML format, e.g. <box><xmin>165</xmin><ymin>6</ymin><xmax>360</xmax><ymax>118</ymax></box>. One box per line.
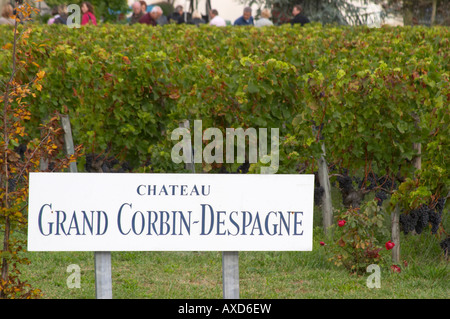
<box><xmin>0</xmin><ymin>23</ymin><xmax>448</xmax><ymax>244</ymax></box>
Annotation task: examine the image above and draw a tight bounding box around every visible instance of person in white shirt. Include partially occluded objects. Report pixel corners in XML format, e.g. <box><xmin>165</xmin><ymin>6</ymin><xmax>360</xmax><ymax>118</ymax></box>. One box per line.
<box><xmin>209</xmin><ymin>9</ymin><xmax>226</xmax><ymax>27</ymax></box>
<box><xmin>255</xmin><ymin>8</ymin><xmax>273</xmax><ymax>27</ymax></box>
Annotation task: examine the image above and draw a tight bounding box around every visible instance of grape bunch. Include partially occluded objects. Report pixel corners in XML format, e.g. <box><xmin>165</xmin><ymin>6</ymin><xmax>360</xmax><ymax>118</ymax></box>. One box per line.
<box><xmin>236</xmin><ymin>162</ymin><xmax>250</xmax><ymax>174</ymax></box>
<box><xmin>337</xmin><ymin>174</ymin><xmax>354</xmax><ymax>197</ymax></box>
<box><xmin>8</xmin><ymin>177</ymin><xmax>17</xmax><ymax>192</ymax></box>
<box><xmin>313</xmin><ymin>172</ymin><xmax>324</xmax><ymax>206</ymax></box>
<box><xmin>399</xmin><ymin>199</ymin><xmax>445</xmax><ymax>235</ymax></box>
<box><xmin>439</xmin><ymin>237</ymin><xmax>450</xmax><ymax>256</ymax></box>
<box><xmin>336</xmin><ymin>173</ymin><xmax>364</xmax><ymax>207</ymax></box>
<box><xmin>429</xmin><ymin>210</ymin><xmax>442</xmax><ymax>234</ymax></box>
<box><xmin>414</xmin><ymin>205</ymin><xmax>430</xmax><ymax>234</ymax></box>
<box><xmin>399</xmin><ymin>209</ymin><xmax>419</xmax><ymax>234</ymax></box>
<box><xmin>434</xmin><ymin>197</ymin><xmax>445</xmax><ymax>214</ymax></box>
<box><xmin>314</xmin><ymin>186</ymin><xmax>324</xmax><ymax>206</ymax></box>
<box><xmin>85</xmin><ymin>153</ymin><xmax>131</xmax><ymax>173</ymax></box>
<box><xmin>430</xmin><ymin>197</ymin><xmax>445</xmax><ymax>234</ymax></box>
<box><xmin>15</xmin><ymin>144</ymin><xmax>28</xmax><ymax>160</ymax></box>
<box><xmin>377</xmin><ymin>175</ymin><xmax>397</xmax><ymax>191</ymax></box>
<box><xmin>375</xmin><ymin>191</ymin><xmax>388</xmax><ymax>207</ymax></box>
<box><xmin>359</xmin><ymin>172</ymin><xmax>378</xmax><ymax>191</ymax></box>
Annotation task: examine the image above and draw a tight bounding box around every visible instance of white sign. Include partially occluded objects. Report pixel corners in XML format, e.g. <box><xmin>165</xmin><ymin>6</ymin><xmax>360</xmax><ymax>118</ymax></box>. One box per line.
<box><xmin>28</xmin><ymin>173</ymin><xmax>314</xmax><ymax>252</ymax></box>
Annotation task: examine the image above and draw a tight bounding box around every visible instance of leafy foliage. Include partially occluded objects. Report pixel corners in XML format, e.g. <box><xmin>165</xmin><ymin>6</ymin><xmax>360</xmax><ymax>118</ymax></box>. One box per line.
<box><xmin>0</xmin><ymin>3</ymin><xmax>82</xmax><ymax>298</ymax></box>
<box><xmin>0</xmin><ymin>18</ymin><xmax>448</xmax><ymax>262</ymax></box>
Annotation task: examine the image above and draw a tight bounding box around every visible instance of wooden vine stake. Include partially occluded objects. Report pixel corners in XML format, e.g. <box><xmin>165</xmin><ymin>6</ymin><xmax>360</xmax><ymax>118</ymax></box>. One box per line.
<box><xmin>318</xmin><ymin>143</ymin><xmax>333</xmax><ymax>237</ymax></box>
<box><xmin>391</xmin><ymin>205</ymin><xmax>401</xmax><ymax>264</ymax></box>
<box><xmin>61</xmin><ymin>114</ymin><xmax>113</xmax><ymax>299</ymax></box>
<box><xmin>391</xmin><ymin>118</ymin><xmax>422</xmax><ymax>264</ymax></box>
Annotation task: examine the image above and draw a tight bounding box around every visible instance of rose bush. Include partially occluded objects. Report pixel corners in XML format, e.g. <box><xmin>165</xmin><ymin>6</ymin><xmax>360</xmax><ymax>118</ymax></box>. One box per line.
<box><xmin>322</xmin><ymin>200</ymin><xmax>392</xmax><ymax>274</ymax></box>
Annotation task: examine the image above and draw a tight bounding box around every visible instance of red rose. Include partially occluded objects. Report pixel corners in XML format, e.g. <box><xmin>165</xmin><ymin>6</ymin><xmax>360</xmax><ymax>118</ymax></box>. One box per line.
<box><xmin>320</xmin><ymin>241</ymin><xmax>326</xmax><ymax>246</ymax></box>
<box><xmin>338</xmin><ymin>220</ymin><xmax>346</xmax><ymax>227</ymax></box>
<box><xmin>385</xmin><ymin>240</ymin><xmax>395</xmax><ymax>250</ymax></box>
<box><xmin>391</xmin><ymin>265</ymin><xmax>401</xmax><ymax>273</ymax></box>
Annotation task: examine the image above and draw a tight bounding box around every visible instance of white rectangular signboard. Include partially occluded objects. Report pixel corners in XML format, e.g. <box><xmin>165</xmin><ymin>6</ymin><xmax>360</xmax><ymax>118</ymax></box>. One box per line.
<box><xmin>28</xmin><ymin>173</ymin><xmax>314</xmax><ymax>252</ymax></box>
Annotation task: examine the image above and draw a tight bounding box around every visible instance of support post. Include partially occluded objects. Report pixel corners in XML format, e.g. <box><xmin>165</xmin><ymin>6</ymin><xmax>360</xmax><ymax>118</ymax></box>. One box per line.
<box><xmin>60</xmin><ymin>114</ymin><xmax>77</xmax><ymax>173</ymax></box>
<box><xmin>179</xmin><ymin>120</ymin><xmax>195</xmax><ymax>173</ymax></box>
<box><xmin>391</xmin><ymin>205</ymin><xmax>400</xmax><ymax>264</ymax></box>
<box><xmin>95</xmin><ymin>251</ymin><xmax>113</xmax><ymax>299</ymax></box>
<box><xmin>318</xmin><ymin>143</ymin><xmax>333</xmax><ymax>236</ymax></box>
<box><xmin>222</xmin><ymin>251</ymin><xmax>239</xmax><ymax>299</ymax></box>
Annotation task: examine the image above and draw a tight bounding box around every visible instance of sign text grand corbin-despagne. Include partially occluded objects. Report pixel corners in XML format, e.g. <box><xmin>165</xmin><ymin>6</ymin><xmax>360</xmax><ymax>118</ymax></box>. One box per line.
<box><xmin>28</xmin><ymin>173</ymin><xmax>314</xmax><ymax>251</ymax></box>
<box><xmin>37</xmin><ymin>202</ymin><xmax>305</xmax><ymax>237</ymax></box>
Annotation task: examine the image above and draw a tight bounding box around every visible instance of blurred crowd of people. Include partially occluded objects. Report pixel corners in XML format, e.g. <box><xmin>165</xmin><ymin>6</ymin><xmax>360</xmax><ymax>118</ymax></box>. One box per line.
<box><xmin>129</xmin><ymin>2</ymin><xmax>310</xmax><ymax>28</ymax></box>
<box><xmin>47</xmin><ymin>1</ymin><xmax>97</xmax><ymax>26</ymax></box>
<box><xmin>0</xmin><ymin>1</ymin><xmax>309</xmax><ymax>28</ymax></box>
<box><xmin>0</xmin><ymin>1</ymin><xmax>97</xmax><ymax>26</ymax></box>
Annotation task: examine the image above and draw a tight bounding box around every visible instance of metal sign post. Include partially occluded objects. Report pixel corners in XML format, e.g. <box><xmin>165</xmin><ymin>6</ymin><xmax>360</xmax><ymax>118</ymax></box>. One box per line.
<box><xmin>222</xmin><ymin>251</ymin><xmax>239</xmax><ymax>299</ymax></box>
<box><xmin>95</xmin><ymin>251</ymin><xmax>113</xmax><ymax>299</ymax></box>
<box><xmin>181</xmin><ymin>120</ymin><xmax>240</xmax><ymax>299</ymax></box>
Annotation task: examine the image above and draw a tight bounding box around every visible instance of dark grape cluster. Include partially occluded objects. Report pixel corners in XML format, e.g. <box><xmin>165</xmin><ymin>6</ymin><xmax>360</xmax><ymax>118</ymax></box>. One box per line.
<box><xmin>336</xmin><ymin>173</ymin><xmax>364</xmax><ymax>207</ymax></box>
<box><xmin>8</xmin><ymin>177</ymin><xmax>17</xmax><ymax>192</ymax></box>
<box><xmin>434</xmin><ymin>198</ymin><xmax>445</xmax><ymax>214</ymax></box>
<box><xmin>314</xmin><ymin>186</ymin><xmax>324</xmax><ymax>206</ymax></box>
<box><xmin>313</xmin><ymin>172</ymin><xmax>324</xmax><ymax>206</ymax></box>
<box><xmin>430</xmin><ymin>197</ymin><xmax>445</xmax><ymax>234</ymax></box>
<box><xmin>400</xmin><ymin>200</ymin><xmax>445</xmax><ymax>235</ymax></box>
<box><xmin>358</xmin><ymin>173</ymin><xmax>397</xmax><ymax>207</ymax></box>
<box><xmin>399</xmin><ymin>210</ymin><xmax>418</xmax><ymax>234</ymax></box>
<box><xmin>15</xmin><ymin>144</ymin><xmax>27</xmax><ymax>160</ymax></box>
<box><xmin>85</xmin><ymin>153</ymin><xmax>131</xmax><ymax>173</ymax></box>
<box><xmin>414</xmin><ymin>205</ymin><xmax>429</xmax><ymax>234</ymax></box>
<box><xmin>236</xmin><ymin>162</ymin><xmax>250</xmax><ymax>174</ymax></box>
<box><xmin>439</xmin><ymin>237</ymin><xmax>450</xmax><ymax>256</ymax></box>
<box><xmin>217</xmin><ymin>162</ymin><xmax>250</xmax><ymax>174</ymax></box>
<box><xmin>375</xmin><ymin>191</ymin><xmax>388</xmax><ymax>207</ymax></box>
<box><xmin>429</xmin><ymin>210</ymin><xmax>442</xmax><ymax>234</ymax></box>
<box><xmin>337</xmin><ymin>174</ymin><xmax>354</xmax><ymax>195</ymax></box>
<box><xmin>377</xmin><ymin>175</ymin><xmax>397</xmax><ymax>191</ymax></box>
<box><xmin>359</xmin><ymin>172</ymin><xmax>378</xmax><ymax>191</ymax></box>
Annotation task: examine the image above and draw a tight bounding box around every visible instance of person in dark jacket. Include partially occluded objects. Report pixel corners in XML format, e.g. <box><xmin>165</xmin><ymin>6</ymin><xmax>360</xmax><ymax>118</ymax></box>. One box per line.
<box><xmin>234</xmin><ymin>6</ymin><xmax>254</xmax><ymax>26</ymax></box>
<box><xmin>53</xmin><ymin>4</ymin><xmax>68</xmax><ymax>25</ymax></box>
<box><xmin>169</xmin><ymin>5</ymin><xmax>185</xmax><ymax>24</ymax></box>
<box><xmin>291</xmin><ymin>4</ymin><xmax>310</xmax><ymax>26</ymax></box>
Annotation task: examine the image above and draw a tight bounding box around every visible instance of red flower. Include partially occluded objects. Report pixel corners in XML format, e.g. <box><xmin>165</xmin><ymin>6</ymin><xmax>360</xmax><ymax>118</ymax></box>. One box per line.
<box><xmin>391</xmin><ymin>265</ymin><xmax>401</xmax><ymax>273</ymax></box>
<box><xmin>385</xmin><ymin>240</ymin><xmax>395</xmax><ymax>250</ymax></box>
<box><xmin>320</xmin><ymin>241</ymin><xmax>326</xmax><ymax>246</ymax></box>
<box><xmin>338</xmin><ymin>220</ymin><xmax>346</xmax><ymax>227</ymax></box>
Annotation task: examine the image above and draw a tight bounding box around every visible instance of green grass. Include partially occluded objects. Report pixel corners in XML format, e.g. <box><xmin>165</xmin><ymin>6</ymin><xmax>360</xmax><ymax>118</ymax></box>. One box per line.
<box><xmin>8</xmin><ymin>186</ymin><xmax>450</xmax><ymax>299</ymax></box>
<box><xmin>16</xmin><ymin>227</ymin><xmax>449</xmax><ymax>299</ymax></box>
